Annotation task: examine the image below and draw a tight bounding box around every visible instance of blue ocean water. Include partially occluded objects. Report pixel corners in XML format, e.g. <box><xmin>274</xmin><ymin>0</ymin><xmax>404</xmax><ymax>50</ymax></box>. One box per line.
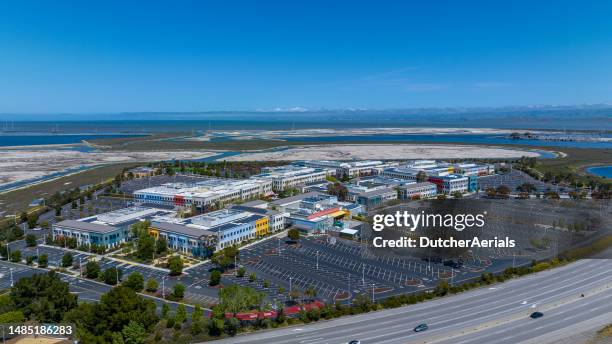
<box><xmin>587</xmin><ymin>166</ymin><xmax>612</xmax><ymax>178</ymax></box>
<box><xmin>0</xmin><ymin>134</ymin><xmax>141</xmax><ymax>147</ymax></box>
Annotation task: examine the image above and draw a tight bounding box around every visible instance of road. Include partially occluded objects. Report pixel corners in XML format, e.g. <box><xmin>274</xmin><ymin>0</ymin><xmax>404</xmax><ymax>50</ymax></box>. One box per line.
<box><xmin>209</xmin><ymin>259</ymin><xmax>612</xmax><ymax>344</ymax></box>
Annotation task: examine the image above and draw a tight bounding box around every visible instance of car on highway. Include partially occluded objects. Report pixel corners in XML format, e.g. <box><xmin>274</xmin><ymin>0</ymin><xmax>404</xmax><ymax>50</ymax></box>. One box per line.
<box><xmin>347</xmin><ymin>340</ymin><xmax>361</xmax><ymax>344</ymax></box>
<box><xmin>414</xmin><ymin>324</ymin><xmax>429</xmax><ymax>332</ymax></box>
<box><xmin>530</xmin><ymin>311</ymin><xmax>544</xmax><ymax>319</ymax></box>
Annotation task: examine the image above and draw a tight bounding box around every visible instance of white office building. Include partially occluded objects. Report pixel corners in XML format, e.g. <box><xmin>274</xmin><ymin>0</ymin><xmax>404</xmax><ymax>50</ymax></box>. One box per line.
<box><xmin>133</xmin><ymin>178</ymin><xmax>273</xmax><ymax>209</ymax></box>
<box><xmin>254</xmin><ymin>165</ymin><xmax>327</xmax><ymax>191</ymax></box>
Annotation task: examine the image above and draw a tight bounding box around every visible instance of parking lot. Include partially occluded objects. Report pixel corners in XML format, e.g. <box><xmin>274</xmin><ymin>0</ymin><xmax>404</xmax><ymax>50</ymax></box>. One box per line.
<box><xmin>234</xmin><ymin>234</ymin><xmax>496</xmax><ymax>304</ymax></box>
<box><xmin>478</xmin><ymin>170</ymin><xmax>561</xmax><ymax>193</ymax></box>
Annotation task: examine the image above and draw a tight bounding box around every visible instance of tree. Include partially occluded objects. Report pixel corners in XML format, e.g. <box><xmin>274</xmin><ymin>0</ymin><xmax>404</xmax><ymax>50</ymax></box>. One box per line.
<box><xmin>124</xmin><ymin>272</ymin><xmax>144</xmax><ymax>292</ymax></box>
<box><xmin>434</xmin><ymin>280</ymin><xmax>450</xmax><ymax>296</ymax></box>
<box><xmin>111</xmin><ymin>332</ymin><xmax>125</xmax><ymax>344</ymax></box>
<box><xmin>130</xmin><ymin>221</ymin><xmax>149</xmax><ymax>238</ymax></box>
<box><xmin>38</xmin><ymin>254</ymin><xmax>48</xmax><ymax>268</ymax></box>
<box><xmin>168</xmin><ymin>255</ymin><xmax>183</xmax><ymax>276</ymax></box>
<box><xmin>496</xmin><ymin>185</ymin><xmax>511</xmax><ymax>198</ymax></box>
<box><xmin>10</xmin><ymin>250</ymin><xmax>21</xmax><ymax>263</ymax></box>
<box><xmin>436</xmin><ymin>194</ymin><xmax>447</xmax><ymax>200</ymax></box>
<box><xmin>145</xmin><ymin>278</ymin><xmax>158</xmax><ymax>292</ymax></box>
<box><xmin>121</xmin><ymin>320</ymin><xmax>147</xmax><ymax>344</ymax></box>
<box><xmin>288</xmin><ymin>228</ymin><xmax>300</xmax><ymax>241</ymax></box>
<box><xmin>175</xmin><ymin>304</ymin><xmax>187</xmax><ymax>323</ymax></box>
<box><xmin>451</xmin><ymin>191</ymin><xmax>463</xmax><ymax>199</ymax></box>
<box><xmin>64</xmin><ymin>286</ymin><xmax>158</xmax><ymax>343</ymax></box>
<box><xmin>327</xmin><ymin>183</ymin><xmax>348</xmax><ymax>201</ymax></box>
<box><xmin>25</xmin><ymin>234</ymin><xmax>37</xmax><ymax>247</ymax></box>
<box><xmin>9</xmin><ymin>226</ymin><xmax>24</xmax><ymax>241</ymax></box>
<box><xmin>248</xmin><ymin>272</ymin><xmax>256</xmax><ymax>283</ymax></box>
<box><xmin>104</xmin><ymin>267</ymin><xmax>123</xmax><ymax>285</ymax></box>
<box><xmin>161</xmin><ymin>303</ymin><xmax>169</xmax><ymax>318</ymax></box>
<box><xmin>215</xmin><ymin>285</ymin><xmax>264</xmax><ymax>314</ymax></box>
<box><xmin>27</xmin><ymin>213</ymin><xmax>39</xmax><ymax>229</ymax></box>
<box><xmin>211</xmin><ymin>246</ymin><xmax>239</xmax><ymax>270</ymax></box>
<box><xmin>85</xmin><ymin>260</ymin><xmax>101</xmax><ymax>278</ymax></box>
<box><xmin>156</xmin><ymin>236</ymin><xmax>168</xmax><ymax>256</ymax></box>
<box><xmin>0</xmin><ymin>310</ymin><xmax>25</xmax><ymax>323</ymax></box>
<box><xmin>173</xmin><ymin>283</ymin><xmax>185</xmax><ymax>299</ymax></box>
<box><xmin>209</xmin><ymin>270</ymin><xmax>222</xmax><ymax>286</ymax></box>
<box><xmin>304</xmin><ymin>286</ymin><xmax>317</xmax><ymax>298</ymax></box>
<box><xmin>9</xmin><ymin>271</ymin><xmax>77</xmax><ymax>322</ymax></box>
<box><xmin>192</xmin><ymin>305</ymin><xmax>203</xmax><ymax>322</ymax></box>
<box><xmin>136</xmin><ymin>233</ymin><xmax>155</xmax><ymax>261</ymax></box>
<box><xmin>416</xmin><ymin>171</ymin><xmax>428</xmax><ymax>183</ymax></box>
<box><xmin>236</xmin><ymin>267</ymin><xmax>246</xmax><ymax>278</ymax></box>
<box><xmin>289</xmin><ymin>288</ymin><xmax>300</xmax><ymax>301</ymax></box>
<box><xmin>61</xmin><ymin>253</ymin><xmax>73</xmax><ymax>268</ymax></box>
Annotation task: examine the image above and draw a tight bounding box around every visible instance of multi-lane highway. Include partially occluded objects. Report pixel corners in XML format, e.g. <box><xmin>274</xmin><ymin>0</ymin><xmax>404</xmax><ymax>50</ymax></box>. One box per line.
<box><xmin>210</xmin><ymin>259</ymin><xmax>612</xmax><ymax>344</ymax></box>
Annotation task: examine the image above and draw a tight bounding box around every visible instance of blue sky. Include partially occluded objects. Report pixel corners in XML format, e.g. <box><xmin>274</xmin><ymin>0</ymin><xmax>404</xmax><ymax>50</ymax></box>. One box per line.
<box><xmin>1</xmin><ymin>0</ymin><xmax>611</xmax><ymax>113</ymax></box>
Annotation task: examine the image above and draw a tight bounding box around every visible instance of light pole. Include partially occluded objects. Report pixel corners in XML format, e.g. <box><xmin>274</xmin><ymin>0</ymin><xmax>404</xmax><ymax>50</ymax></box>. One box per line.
<box><xmin>5</xmin><ymin>243</ymin><xmax>9</xmax><ymax>261</ymax></box>
<box><xmin>116</xmin><ymin>268</ymin><xmax>119</xmax><ymax>285</ymax></box>
<box><xmin>9</xmin><ymin>268</ymin><xmax>14</xmax><ymax>287</ymax></box>
<box><xmin>316</xmin><ymin>250</ymin><xmax>319</xmax><ymax>270</ymax></box>
<box><xmin>162</xmin><ymin>277</ymin><xmax>166</xmax><ymax>299</ymax></box>
<box><xmin>372</xmin><ymin>283</ymin><xmax>375</xmax><ymax>303</ymax></box>
<box><xmin>79</xmin><ymin>257</ymin><xmax>83</xmax><ymax>277</ymax></box>
<box><xmin>362</xmin><ymin>264</ymin><xmax>365</xmax><ymax>287</ymax></box>
<box><xmin>289</xmin><ymin>277</ymin><xmax>292</xmax><ymax>300</ymax></box>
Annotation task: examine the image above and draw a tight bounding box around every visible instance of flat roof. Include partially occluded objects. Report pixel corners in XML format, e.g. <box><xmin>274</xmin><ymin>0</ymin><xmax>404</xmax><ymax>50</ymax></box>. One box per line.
<box><xmin>271</xmin><ymin>191</ymin><xmax>323</xmax><ymax>206</ymax></box>
<box><xmin>230</xmin><ymin>205</ymin><xmax>280</xmax><ymax>216</ymax></box>
<box><xmin>359</xmin><ymin>187</ymin><xmax>396</xmax><ymax>197</ymax></box>
<box><xmin>55</xmin><ymin>219</ymin><xmax>119</xmax><ymax>234</ymax></box>
<box><xmin>151</xmin><ymin>221</ymin><xmax>214</xmax><ymax>238</ymax></box>
<box><xmin>400</xmin><ymin>182</ymin><xmax>437</xmax><ymax>190</ymax></box>
<box><xmin>241</xmin><ymin>200</ymin><xmax>268</xmax><ymax>207</ymax></box>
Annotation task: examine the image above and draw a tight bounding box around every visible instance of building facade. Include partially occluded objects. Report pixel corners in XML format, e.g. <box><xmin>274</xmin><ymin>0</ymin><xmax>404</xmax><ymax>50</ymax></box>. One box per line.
<box><xmin>255</xmin><ymin>165</ymin><xmax>327</xmax><ymax>191</ymax></box>
<box><xmin>398</xmin><ymin>182</ymin><xmax>438</xmax><ymax>199</ymax></box>
<box><xmin>133</xmin><ymin>178</ymin><xmax>273</xmax><ymax>209</ymax></box>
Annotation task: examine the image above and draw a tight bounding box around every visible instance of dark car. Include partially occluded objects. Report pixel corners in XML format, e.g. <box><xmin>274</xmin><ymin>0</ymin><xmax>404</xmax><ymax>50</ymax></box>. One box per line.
<box><xmin>347</xmin><ymin>341</ymin><xmax>361</xmax><ymax>344</ymax></box>
<box><xmin>530</xmin><ymin>311</ymin><xmax>544</xmax><ymax>319</ymax></box>
<box><xmin>414</xmin><ymin>323</ymin><xmax>429</xmax><ymax>332</ymax></box>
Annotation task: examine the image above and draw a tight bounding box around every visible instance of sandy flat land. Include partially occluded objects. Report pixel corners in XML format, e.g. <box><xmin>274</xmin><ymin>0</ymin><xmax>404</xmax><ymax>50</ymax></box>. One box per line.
<box><xmin>0</xmin><ymin>149</ymin><xmax>217</xmax><ymax>187</ymax></box>
<box><xmin>188</xmin><ymin>127</ymin><xmax>537</xmax><ymax>141</ymax></box>
<box><xmin>225</xmin><ymin>144</ymin><xmax>542</xmax><ymax>161</ymax></box>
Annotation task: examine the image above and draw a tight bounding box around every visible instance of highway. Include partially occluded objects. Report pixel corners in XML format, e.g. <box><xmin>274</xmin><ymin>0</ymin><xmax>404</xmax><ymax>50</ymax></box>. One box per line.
<box><xmin>210</xmin><ymin>259</ymin><xmax>612</xmax><ymax>344</ymax></box>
